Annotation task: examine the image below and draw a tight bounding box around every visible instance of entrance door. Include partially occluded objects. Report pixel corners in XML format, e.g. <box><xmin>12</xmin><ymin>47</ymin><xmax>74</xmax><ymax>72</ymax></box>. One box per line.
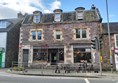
<box><xmin>50</xmin><ymin>52</ymin><xmax>57</xmax><ymax>65</ymax></box>
<box><xmin>23</xmin><ymin>49</ymin><xmax>29</xmax><ymax>67</ymax></box>
<box><xmin>0</xmin><ymin>51</ymin><xmax>2</xmax><ymax>67</ymax></box>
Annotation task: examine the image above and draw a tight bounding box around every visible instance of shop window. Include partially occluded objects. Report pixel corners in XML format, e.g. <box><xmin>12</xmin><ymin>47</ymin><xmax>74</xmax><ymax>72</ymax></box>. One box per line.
<box><xmin>73</xmin><ymin>48</ymin><xmax>91</xmax><ymax>63</ymax></box>
<box><xmin>33</xmin><ymin>49</ymin><xmax>47</xmax><ymax>62</ymax></box>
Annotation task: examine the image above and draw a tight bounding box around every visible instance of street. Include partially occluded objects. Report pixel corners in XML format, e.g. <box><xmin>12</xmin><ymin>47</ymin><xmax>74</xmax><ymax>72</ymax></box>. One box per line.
<box><xmin>0</xmin><ymin>72</ymin><xmax>118</xmax><ymax>83</ymax></box>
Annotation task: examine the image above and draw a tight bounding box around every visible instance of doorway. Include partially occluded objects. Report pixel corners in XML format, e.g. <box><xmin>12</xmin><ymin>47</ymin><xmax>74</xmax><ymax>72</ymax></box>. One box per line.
<box><xmin>0</xmin><ymin>51</ymin><xmax>2</xmax><ymax>68</ymax></box>
<box><xmin>23</xmin><ymin>49</ymin><xmax>29</xmax><ymax>67</ymax></box>
<box><xmin>51</xmin><ymin>52</ymin><xmax>57</xmax><ymax>65</ymax></box>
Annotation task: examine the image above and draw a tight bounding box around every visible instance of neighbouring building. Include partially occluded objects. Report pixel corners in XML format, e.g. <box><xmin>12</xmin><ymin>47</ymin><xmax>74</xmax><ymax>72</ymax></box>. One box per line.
<box><xmin>18</xmin><ymin>5</ymin><xmax>102</xmax><ymax>67</ymax></box>
<box><xmin>102</xmin><ymin>22</ymin><xmax>118</xmax><ymax>71</ymax></box>
<box><xmin>0</xmin><ymin>13</ymin><xmax>24</xmax><ymax>67</ymax></box>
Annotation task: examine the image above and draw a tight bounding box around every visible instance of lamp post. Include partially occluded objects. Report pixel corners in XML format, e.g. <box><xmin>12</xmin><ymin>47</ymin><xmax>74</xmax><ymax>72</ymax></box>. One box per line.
<box><xmin>106</xmin><ymin>0</ymin><xmax>113</xmax><ymax>72</ymax></box>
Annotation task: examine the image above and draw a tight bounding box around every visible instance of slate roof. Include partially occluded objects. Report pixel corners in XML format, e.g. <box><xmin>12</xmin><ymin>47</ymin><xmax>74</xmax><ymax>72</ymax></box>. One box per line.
<box><xmin>22</xmin><ymin>7</ymin><xmax>102</xmax><ymax>24</ymax></box>
<box><xmin>0</xmin><ymin>18</ymin><xmax>23</xmax><ymax>32</ymax></box>
<box><xmin>102</xmin><ymin>22</ymin><xmax>118</xmax><ymax>34</ymax></box>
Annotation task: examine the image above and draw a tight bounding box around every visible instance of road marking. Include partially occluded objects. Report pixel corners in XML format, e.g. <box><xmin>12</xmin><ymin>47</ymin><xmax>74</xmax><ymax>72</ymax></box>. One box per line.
<box><xmin>84</xmin><ymin>78</ymin><xmax>90</xmax><ymax>83</ymax></box>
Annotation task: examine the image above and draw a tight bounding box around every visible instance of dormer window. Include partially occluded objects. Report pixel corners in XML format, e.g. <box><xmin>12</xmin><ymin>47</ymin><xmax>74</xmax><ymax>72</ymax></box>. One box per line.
<box><xmin>33</xmin><ymin>11</ymin><xmax>42</xmax><ymax>24</ymax></box>
<box><xmin>0</xmin><ymin>20</ymin><xmax>10</xmax><ymax>28</ymax></box>
<box><xmin>76</xmin><ymin>11</ymin><xmax>84</xmax><ymax>20</ymax></box>
<box><xmin>33</xmin><ymin>15</ymin><xmax>40</xmax><ymax>23</ymax></box>
<box><xmin>75</xmin><ymin>7</ymin><xmax>85</xmax><ymax>20</ymax></box>
<box><xmin>53</xmin><ymin>9</ymin><xmax>63</xmax><ymax>22</ymax></box>
<box><xmin>55</xmin><ymin>13</ymin><xmax>61</xmax><ymax>22</ymax></box>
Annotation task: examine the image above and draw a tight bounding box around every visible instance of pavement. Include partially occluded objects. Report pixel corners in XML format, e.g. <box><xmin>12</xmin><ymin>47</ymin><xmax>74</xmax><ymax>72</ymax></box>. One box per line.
<box><xmin>0</xmin><ymin>68</ymin><xmax>118</xmax><ymax>78</ymax></box>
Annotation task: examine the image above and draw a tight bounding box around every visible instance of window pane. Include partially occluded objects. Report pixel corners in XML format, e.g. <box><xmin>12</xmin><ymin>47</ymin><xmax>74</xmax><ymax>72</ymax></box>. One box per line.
<box><xmin>37</xmin><ymin>31</ymin><xmax>42</xmax><ymax>40</ymax></box>
<box><xmin>32</xmin><ymin>31</ymin><xmax>36</xmax><ymax>40</ymax></box>
<box><xmin>55</xmin><ymin>30</ymin><xmax>61</xmax><ymax>39</ymax></box>
<box><xmin>33</xmin><ymin>15</ymin><xmax>40</xmax><ymax>23</ymax></box>
<box><xmin>55</xmin><ymin>14</ymin><xmax>61</xmax><ymax>22</ymax></box>
<box><xmin>56</xmin><ymin>35</ymin><xmax>60</xmax><ymax>39</ymax></box>
<box><xmin>0</xmin><ymin>21</ymin><xmax>9</xmax><ymax>28</ymax></box>
<box><xmin>116</xmin><ymin>35</ymin><xmax>118</xmax><ymax>40</ymax></box>
<box><xmin>116</xmin><ymin>40</ymin><xmax>118</xmax><ymax>47</ymax></box>
<box><xmin>77</xmin><ymin>11</ymin><xmax>83</xmax><ymax>20</ymax></box>
<box><xmin>76</xmin><ymin>29</ymin><xmax>80</xmax><ymax>38</ymax></box>
<box><xmin>82</xmin><ymin>29</ymin><xmax>86</xmax><ymax>38</ymax></box>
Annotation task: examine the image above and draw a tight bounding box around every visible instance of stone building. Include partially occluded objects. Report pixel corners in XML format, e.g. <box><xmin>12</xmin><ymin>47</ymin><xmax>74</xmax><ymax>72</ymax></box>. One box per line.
<box><xmin>102</xmin><ymin>22</ymin><xmax>118</xmax><ymax>71</ymax></box>
<box><xmin>18</xmin><ymin>5</ymin><xmax>102</xmax><ymax>67</ymax></box>
<box><xmin>0</xmin><ymin>14</ymin><xmax>23</xmax><ymax>67</ymax></box>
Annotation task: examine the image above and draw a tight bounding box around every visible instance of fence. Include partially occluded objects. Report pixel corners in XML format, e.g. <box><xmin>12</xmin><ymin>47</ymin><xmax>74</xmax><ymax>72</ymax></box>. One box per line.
<box><xmin>10</xmin><ymin>62</ymin><xmax>100</xmax><ymax>76</ymax></box>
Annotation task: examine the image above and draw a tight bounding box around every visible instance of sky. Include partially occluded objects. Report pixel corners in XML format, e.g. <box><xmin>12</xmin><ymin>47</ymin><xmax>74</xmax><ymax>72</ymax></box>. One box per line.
<box><xmin>0</xmin><ymin>0</ymin><xmax>117</xmax><ymax>22</ymax></box>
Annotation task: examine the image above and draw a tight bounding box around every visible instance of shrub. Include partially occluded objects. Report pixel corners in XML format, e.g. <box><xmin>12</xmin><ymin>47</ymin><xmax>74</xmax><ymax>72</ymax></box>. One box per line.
<box><xmin>13</xmin><ymin>66</ymin><xmax>25</xmax><ymax>71</ymax></box>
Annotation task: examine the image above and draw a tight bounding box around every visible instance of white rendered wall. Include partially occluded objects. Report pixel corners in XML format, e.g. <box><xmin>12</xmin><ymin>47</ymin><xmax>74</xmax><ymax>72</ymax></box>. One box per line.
<box><xmin>0</xmin><ymin>32</ymin><xmax>7</xmax><ymax>68</ymax></box>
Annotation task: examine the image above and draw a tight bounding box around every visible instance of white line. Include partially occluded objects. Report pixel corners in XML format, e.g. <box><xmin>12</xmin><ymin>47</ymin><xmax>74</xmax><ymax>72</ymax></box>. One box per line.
<box><xmin>84</xmin><ymin>78</ymin><xmax>90</xmax><ymax>83</ymax></box>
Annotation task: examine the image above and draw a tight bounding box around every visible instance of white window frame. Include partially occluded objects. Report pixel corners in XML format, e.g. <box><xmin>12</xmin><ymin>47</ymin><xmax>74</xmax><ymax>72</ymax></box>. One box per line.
<box><xmin>54</xmin><ymin>13</ymin><xmax>61</xmax><ymax>22</ymax></box>
<box><xmin>54</xmin><ymin>29</ymin><xmax>63</xmax><ymax>40</ymax></box>
<box><xmin>30</xmin><ymin>29</ymin><xmax>43</xmax><ymax>41</ymax></box>
<box><xmin>76</xmin><ymin>11</ymin><xmax>84</xmax><ymax>20</ymax></box>
<box><xmin>74</xmin><ymin>28</ymin><xmax>87</xmax><ymax>40</ymax></box>
<box><xmin>0</xmin><ymin>21</ymin><xmax>10</xmax><ymax>28</ymax></box>
<box><xmin>114</xmin><ymin>34</ymin><xmax>118</xmax><ymax>48</ymax></box>
<box><xmin>33</xmin><ymin>15</ymin><xmax>40</xmax><ymax>23</ymax></box>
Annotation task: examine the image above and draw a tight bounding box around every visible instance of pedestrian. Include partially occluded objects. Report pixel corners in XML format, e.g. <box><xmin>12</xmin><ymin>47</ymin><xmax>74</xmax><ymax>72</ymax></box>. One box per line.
<box><xmin>83</xmin><ymin>61</ymin><xmax>87</xmax><ymax>72</ymax></box>
<box><xmin>55</xmin><ymin>64</ymin><xmax>60</xmax><ymax>73</ymax></box>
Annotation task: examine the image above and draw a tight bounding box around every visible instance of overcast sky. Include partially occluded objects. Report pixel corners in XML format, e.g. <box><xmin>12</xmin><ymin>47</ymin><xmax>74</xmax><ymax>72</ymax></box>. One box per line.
<box><xmin>0</xmin><ymin>0</ymin><xmax>117</xmax><ymax>22</ymax></box>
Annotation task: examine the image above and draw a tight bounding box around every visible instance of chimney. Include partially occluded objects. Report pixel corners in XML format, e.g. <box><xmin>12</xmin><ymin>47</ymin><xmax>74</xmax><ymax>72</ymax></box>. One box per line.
<box><xmin>91</xmin><ymin>4</ymin><xmax>96</xmax><ymax>10</ymax></box>
<box><xmin>17</xmin><ymin>12</ymin><xmax>24</xmax><ymax>18</ymax></box>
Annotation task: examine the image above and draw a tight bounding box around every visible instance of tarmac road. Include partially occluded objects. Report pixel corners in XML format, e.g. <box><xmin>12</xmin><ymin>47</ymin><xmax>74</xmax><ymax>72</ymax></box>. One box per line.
<box><xmin>0</xmin><ymin>72</ymin><xmax>118</xmax><ymax>83</ymax></box>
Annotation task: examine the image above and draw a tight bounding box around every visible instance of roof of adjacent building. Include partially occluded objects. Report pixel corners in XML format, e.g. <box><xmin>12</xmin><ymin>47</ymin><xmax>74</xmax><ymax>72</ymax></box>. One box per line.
<box><xmin>102</xmin><ymin>22</ymin><xmax>118</xmax><ymax>34</ymax></box>
<box><xmin>0</xmin><ymin>18</ymin><xmax>23</xmax><ymax>32</ymax></box>
<box><xmin>22</xmin><ymin>6</ymin><xmax>102</xmax><ymax>24</ymax></box>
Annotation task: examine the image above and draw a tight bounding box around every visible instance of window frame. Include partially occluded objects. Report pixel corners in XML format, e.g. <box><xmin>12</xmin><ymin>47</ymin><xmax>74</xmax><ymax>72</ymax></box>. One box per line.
<box><xmin>75</xmin><ymin>28</ymin><xmax>87</xmax><ymax>39</ymax></box>
<box><xmin>30</xmin><ymin>29</ymin><xmax>43</xmax><ymax>41</ymax></box>
<box><xmin>33</xmin><ymin>15</ymin><xmax>40</xmax><ymax>24</ymax></box>
<box><xmin>0</xmin><ymin>20</ymin><xmax>10</xmax><ymax>28</ymax></box>
<box><xmin>76</xmin><ymin>11</ymin><xmax>84</xmax><ymax>20</ymax></box>
<box><xmin>54</xmin><ymin>29</ymin><xmax>63</xmax><ymax>40</ymax></box>
<box><xmin>115</xmin><ymin>34</ymin><xmax>118</xmax><ymax>47</ymax></box>
<box><xmin>54</xmin><ymin>13</ymin><xmax>61</xmax><ymax>22</ymax></box>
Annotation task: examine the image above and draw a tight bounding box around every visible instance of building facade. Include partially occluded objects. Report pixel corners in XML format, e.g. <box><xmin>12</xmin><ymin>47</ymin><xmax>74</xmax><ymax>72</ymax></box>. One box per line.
<box><xmin>18</xmin><ymin>5</ymin><xmax>102</xmax><ymax>67</ymax></box>
<box><xmin>102</xmin><ymin>23</ymin><xmax>118</xmax><ymax>71</ymax></box>
<box><xmin>0</xmin><ymin>15</ymin><xmax>23</xmax><ymax>67</ymax></box>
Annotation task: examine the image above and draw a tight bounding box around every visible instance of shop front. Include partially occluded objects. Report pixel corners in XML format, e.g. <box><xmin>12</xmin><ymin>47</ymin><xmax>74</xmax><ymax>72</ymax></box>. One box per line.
<box><xmin>33</xmin><ymin>45</ymin><xmax>64</xmax><ymax>65</ymax></box>
<box><xmin>73</xmin><ymin>44</ymin><xmax>92</xmax><ymax>63</ymax></box>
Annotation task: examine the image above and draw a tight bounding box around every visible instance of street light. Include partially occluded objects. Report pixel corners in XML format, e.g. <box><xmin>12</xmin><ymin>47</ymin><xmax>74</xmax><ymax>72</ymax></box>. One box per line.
<box><xmin>106</xmin><ymin>0</ymin><xmax>113</xmax><ymax>72</ymax></box>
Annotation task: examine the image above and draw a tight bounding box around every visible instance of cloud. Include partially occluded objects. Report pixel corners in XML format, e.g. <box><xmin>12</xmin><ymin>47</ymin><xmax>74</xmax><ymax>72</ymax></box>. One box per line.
<box><xmin>0</xmin><ymin>6</ymin><xmax>18</xmax><ymax>19</ymax></box>
<box><xmin>50</xmin><ymin>0</ymin><xmax>61</xmax><ymax>11</ymax></box>
<box><xmin>109</xmin><ymin>14</ymin><xmax>115</xmax><ymax>18</ymax></box>
<box><xmin>0</xmin><ymin>0</ymin><xmax>61</xmax><ymax>19</ymax></box>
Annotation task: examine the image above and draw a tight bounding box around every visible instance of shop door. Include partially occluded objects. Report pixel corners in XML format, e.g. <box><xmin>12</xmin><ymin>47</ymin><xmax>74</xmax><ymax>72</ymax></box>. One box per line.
<box><xmin>0</xmin><ymin>51</ymin><xmax>2</xmax><ymax>68</ymax></box>
<box><xmin>23</xmin><ymin>49</ymin><xmax>29</xmax><ymax>67</ymax></box>
<box><xmin>51</xmin><ymin>52</ymin><xmax>57</xmax><ymax>65</ymax></box>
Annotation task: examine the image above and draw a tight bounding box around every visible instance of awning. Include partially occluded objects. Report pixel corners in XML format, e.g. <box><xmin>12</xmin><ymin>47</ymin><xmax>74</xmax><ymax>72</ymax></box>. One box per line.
<box><xmin>33</xmin><ymin>45</ymin><xmax>64</xmax><ymax>49</ymax></box>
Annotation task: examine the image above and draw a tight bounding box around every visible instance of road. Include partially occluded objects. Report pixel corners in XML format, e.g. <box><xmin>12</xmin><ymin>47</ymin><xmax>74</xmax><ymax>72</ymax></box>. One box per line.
<box><xmin>0</xmin><ymin>72</ymin><xmax>118</xmax><ymax>83</ymax></box>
